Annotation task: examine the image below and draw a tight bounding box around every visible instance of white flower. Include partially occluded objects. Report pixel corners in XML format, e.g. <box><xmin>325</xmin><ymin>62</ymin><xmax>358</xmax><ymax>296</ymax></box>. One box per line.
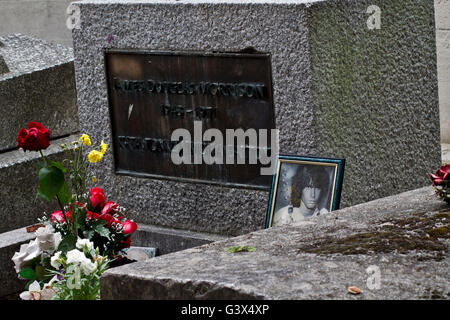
<box><xmin>66</xmin><ymin>249</ymin><xmax>86</xmax><ymax>265</ymax></box>
<box><xmin>11</xmin><ymin>239</ymin><xmax>41</xmax><ymax>273</ymax></box>
<box><xmin>66</xmin><ymin>249</ymin><xmax>96</xmax><ymax>275</ymax></box>
<box><xmin>19</xmin><ymin>277</ymin><xmax>57</xmax><ymax>300</ymax></box>
<box><xmin>80</xmin><ymin>259</ymin><xmax>96</xmax><ymax>275</ymax></box>
<box><xmin>50</xmin><ymin>251</ymin><xmax>62</xmax><ymax>269</ymax></box>
<box><xmin>76</xmin><ymin>238</ymin><xmax>94</xmax><ymax>251</ymax></box>
<box><xmin>35</xmin><ymin>225</ymin><xmax>62</xmax><ymax>251</ymax></box>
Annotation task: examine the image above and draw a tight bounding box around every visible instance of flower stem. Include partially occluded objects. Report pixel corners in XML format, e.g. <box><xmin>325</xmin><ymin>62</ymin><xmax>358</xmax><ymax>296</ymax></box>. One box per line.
<box><xmin>39</xmin><ymin>150</ymin><xmax>47</xmax><ymax>165</ymax></box>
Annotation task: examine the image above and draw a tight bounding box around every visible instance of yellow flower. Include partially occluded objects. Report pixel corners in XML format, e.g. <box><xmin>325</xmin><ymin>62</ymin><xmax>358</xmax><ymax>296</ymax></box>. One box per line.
<box><xmin>79</xmin><ymin>134</ymin><xmax>92</xmax><ymax>146</ymax></box>
<box><xmin>92</xmin><ymin>176</ymin><xmax>97</xmax><ymax>183</ymax></box>
<box><xmin>100</xmin><ymin>140</ymin><xmax>108</xmax><ymax>155</ymax></box>
<box><xmin>88</xmin><ymin>150</ymin><xmax>103</xmax><ymax>163</ymax></box>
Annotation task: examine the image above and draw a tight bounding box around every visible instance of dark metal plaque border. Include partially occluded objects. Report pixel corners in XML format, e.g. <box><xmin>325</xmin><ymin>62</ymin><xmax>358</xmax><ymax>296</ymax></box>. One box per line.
<box><xmin>104</xmin><ymin>49</ymin><xmax>276</xmax><ymax>191</ymax></box>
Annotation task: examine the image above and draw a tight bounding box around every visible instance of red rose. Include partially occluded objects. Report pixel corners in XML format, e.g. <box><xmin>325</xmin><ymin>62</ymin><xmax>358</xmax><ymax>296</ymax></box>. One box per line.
<box><xmin>102</xmin><ymin>201</ymin><xmax>119</xmax><ymax>216</ymax></box>
<box><xmin>90</xmin><ymin>187</ymin><xmax>106</xmax><ymax>209</ymax></box>
<box><xmin>50</xmin><ymin>210</ymin><xmax>65</xmax><ymax>223</ymax></box>
<box><xmin>122</xmin><ymin>220</ymin><xmax>138</xmax><ymax>235</ymax></box>
<box><xmin>17</xmin><ymin>122</ymin><xmax>51</xmax><ymax>152</ymax></box>
<box><xmin>430</xmin><ymin>164</ymin><xmax>450</xmax><ymax>186</ymax></box>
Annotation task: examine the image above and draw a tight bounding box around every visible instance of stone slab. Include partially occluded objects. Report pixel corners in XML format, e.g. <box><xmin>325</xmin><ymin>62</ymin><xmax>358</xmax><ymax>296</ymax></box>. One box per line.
<box><xmin>0</xmin><ymin>134</ymin><xmax>79</xmax><ymax>233</ymax></box>
<box><xmin>72</xmin><ymin>0</ymin><xmax>440</xmax><ymax>236</ymax></box>
<box><xmin>100</xmin><ymin>186</ymin><xmax>450</xmax><ymax>300</ymax></box>
<box><xmin>132</xmin><ymin>224</ymin><xmax>227</xmax><ymax>255</ymax></box>
<box><xmin>436</xmin><ymin>29</ymin><xmax>450</xmax><ymax>143</ymax></box>
<box><xmin>0</xmin><ymin>34</ymin><xmax>79</xmax><ymax>151</ymax></box>
<box><xmin>0</xmin><ymin>227</ymin><xmax>36</xmax><ymax>297</ymax></box>
<box><xmin>0</xmin><ymin>222</ymin><xmax>226</xmax><ymax>297</ymax></box>
<box><xmin>435</xmin><ymin>0</ymin><xmax>450</xmax><ymax>30</ymax></box>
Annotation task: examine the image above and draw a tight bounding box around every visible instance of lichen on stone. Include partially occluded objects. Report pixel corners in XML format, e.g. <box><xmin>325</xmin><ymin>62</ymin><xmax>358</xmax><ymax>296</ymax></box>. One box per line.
<box><xmin>297</xmin><ymin>210</ymin><xmax>450</xmax><ymax>261</ymax></box>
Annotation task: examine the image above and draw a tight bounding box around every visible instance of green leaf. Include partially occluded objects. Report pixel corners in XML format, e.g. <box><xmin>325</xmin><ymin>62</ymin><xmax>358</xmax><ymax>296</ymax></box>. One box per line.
<box><xmin>225</xmin><ymin>245</ymin><xmax>256</xmax><ymax>253</ymax></box>
<box><xmin>83</xmin><ymin>230</ymin><xmax>95</xmax><ymax>239</ymax></box>
<box><xmin>36</xmin><ymin>160</ymin><xmax>46</xmax><ymax>175</ymax></box>
<box><xmin>57</xmin><ymin>181</ymin><xmax>71</xmax><ymax>205</ymax></box>
<box><xmin>48</xmin><ymin>160</ymin><xmax>67</xmax><ymax>173</ymax></box>
<box><xmin>37</xmin><ymin>166</ymin><xmax>65</xmax><ymax>202</ymax></box>
<box><xmin>57</xmin><ymin>233</ymin><xmax>77</xmax><ymax>253</ymax></box>
<box><xmin>19</xmin><ymin>268</ymin><xmax>36</xmax><ymax>280</ymax></box>
<box><xmin>94</xmin><ymin>224</ymin><xmax>110</xmax><ymax>239</ymax></box>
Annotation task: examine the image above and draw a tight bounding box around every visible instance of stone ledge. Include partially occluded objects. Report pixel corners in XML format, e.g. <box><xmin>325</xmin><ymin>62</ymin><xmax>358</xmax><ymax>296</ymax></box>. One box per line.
<box><xmin>0</xmin><ymin>34</ymin><xmax>78</xmax><ymax>151</ymax></box>
<box><xmin>0</xmin><ymin>227</ymin><xmax>36</xmax><ymax>297</ymax></box>
<box><xmin>0</xmin><ymin>134</ymin><xmax>79</xmax><ymax>233</ymax></box>
<box><xmin>100</xmin><ymin>186</ymin><xmax>450</xmax><ymax>300</ymax></box>
<box><xmin>0</xmin><ymin>222</ymin><xmax>225</xmax><ymax>297</ymax></box>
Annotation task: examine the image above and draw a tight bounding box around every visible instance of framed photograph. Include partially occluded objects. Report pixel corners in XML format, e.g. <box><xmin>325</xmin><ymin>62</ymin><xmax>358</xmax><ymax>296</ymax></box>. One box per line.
<box><xmin>265</xmin><ymin>155</ymin><xmax>345</xmax><ymax>228</ymax></box>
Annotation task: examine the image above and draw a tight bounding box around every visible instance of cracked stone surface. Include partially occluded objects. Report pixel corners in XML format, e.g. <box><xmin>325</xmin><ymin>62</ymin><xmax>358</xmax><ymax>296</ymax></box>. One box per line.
<box><xmin>101</xmin><ymin>186</ymin><xmax>450</xmax><ymax>300</ymax></box>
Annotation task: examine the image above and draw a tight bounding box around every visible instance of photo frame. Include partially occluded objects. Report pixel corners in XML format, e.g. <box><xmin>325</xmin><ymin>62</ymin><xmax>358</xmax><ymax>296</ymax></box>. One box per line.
<box><xmin>265</xmin><ymin>155</ymin><xmax>345</xmax><ymax>228</ymax></box>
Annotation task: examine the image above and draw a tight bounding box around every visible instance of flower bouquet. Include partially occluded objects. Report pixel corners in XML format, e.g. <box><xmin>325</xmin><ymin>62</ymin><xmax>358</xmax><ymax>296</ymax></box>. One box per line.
<box><xmin>12</xmin><ymin>122</ymin><xmax>138</xmax><ymax>300</ymax></box>
<box><xmin>430</xmin><ymin>164</ymin><xmax>450</xmax><ymax>204</ymax></box>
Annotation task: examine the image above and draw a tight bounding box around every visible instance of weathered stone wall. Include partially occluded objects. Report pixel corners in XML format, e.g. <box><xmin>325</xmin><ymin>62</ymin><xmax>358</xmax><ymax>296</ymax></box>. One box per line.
<box><xmin>310</xmin><ymin>0</ymin><xmax>441</xmax><ymax>206</ymax></box>
<box><xmin>72</xmin><ymin>0</ymin><xmax>440</xmax><ymax>236</ymax></box>
<box><xmin>0</xmin><ymin>0</ymin><xmax>74</xmax><ymax>48</ymax></box>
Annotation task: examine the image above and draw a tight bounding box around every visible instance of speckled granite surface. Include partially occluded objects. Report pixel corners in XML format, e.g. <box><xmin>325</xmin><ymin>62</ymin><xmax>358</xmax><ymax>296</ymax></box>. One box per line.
<box><xmin>0</xmin><ymin>34</ymin><xmax>79</xmax><ymax>151</ymax></box>
<box><xmin>101</xmin><ymin>186</ymin><xmax>450</xmax><ymax>300</ymax></box>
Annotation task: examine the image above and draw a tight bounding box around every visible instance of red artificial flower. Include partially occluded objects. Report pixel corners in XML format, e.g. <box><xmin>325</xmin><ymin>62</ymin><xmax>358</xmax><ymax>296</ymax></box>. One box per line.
<box><xmin>102</xmin><ymin>201</ymin><xmax>119</xmax><ymax>216</ymax></box>
<box><xmin>87</xmin><ymin>211</ymin><xmax>99</xmax><ymax>221</ymax></box>
<box><xmin>98</xmin><ymin>213</ymin><xmax>120</xmax><ymax>228</ymax></box>
<box><xmin>90</xmin><ymin>187</ymin><xmax>106</xmax><ymax>209</ymax></box>
<box><xmin>17</xmin><ymin>122</ymin><xmax>51</xmax><ymax>151</ymax></box>
<box><xmin>430</xmin><ymin>164</ymin><xmax>450</xmax><ymax>186</ymax></box>
<box><xmin>50</xmin><ymin>210</ymin><xmax>65</xmax><ymax>223</ymax></box>
<box><xmin>122</xmin><ymin>220</ymin><xmax>138</xmax><ymax>235</ymax></box>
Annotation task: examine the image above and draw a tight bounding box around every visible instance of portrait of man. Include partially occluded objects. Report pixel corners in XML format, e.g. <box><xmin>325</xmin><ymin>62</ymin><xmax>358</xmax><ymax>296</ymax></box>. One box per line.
<box><xmin>265</xmin><ymin>156</ymin><xmax>345</xmax><ymax>228</ymax></box>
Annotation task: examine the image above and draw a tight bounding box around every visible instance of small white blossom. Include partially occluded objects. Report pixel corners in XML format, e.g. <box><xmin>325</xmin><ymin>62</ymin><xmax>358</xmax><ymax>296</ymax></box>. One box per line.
<box><xmin>19</xmin><ymin>276</ymin><xmax>57</xmax><ymax>300</ymax></box>
<box><xmin>50</xmin><ymin>251</ymin><xmax>62</xmax><ymax>269</ymax></box>
<box><xmin>66</xmin><ymin>249</ymin><xmax>96</xmax><ymax>275</ymax></box>
<box><xmin>76</xmin><ymin>238</ymin><xmax>94</xmax><ymax>251</ymax></box>
<box><xmin>80</xmin><ymin>259</ymin><xmax>97</xmax><ymax>275</ymax></box>
<box><xmin>66</xmin><ymin>249</ymin><xmax>86</xmax><ymax>265</ymax></box>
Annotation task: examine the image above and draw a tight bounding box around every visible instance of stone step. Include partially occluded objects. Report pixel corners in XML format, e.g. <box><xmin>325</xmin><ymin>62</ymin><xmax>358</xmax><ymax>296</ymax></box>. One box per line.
<box><xmin>100</xmin><ymin>186</ymin><xmax>450</xmax><ymax>300</ymax></box>
<box><xmin>0</xmin><ymin>222</ymin><xmax>227</xmax><ymax>298</ymax></box>
<box><xmin>0</xmin><ymin>34</ymin><xmax>78</xmax><ymax>152</ymax></box>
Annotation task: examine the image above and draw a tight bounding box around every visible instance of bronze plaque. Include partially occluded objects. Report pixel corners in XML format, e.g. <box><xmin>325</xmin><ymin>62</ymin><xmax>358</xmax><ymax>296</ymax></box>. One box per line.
<box><xmin>105</xmin><ymin>50</ymin><xmax>275</xmax><ymax>189</ymax></box>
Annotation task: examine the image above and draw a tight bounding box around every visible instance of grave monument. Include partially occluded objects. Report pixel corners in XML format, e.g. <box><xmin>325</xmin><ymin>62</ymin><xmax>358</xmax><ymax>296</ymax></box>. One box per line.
<box><xmin>72</xmin><ymin>0</ymin><xmax>440</xmax><ymax>236</ymax></box>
